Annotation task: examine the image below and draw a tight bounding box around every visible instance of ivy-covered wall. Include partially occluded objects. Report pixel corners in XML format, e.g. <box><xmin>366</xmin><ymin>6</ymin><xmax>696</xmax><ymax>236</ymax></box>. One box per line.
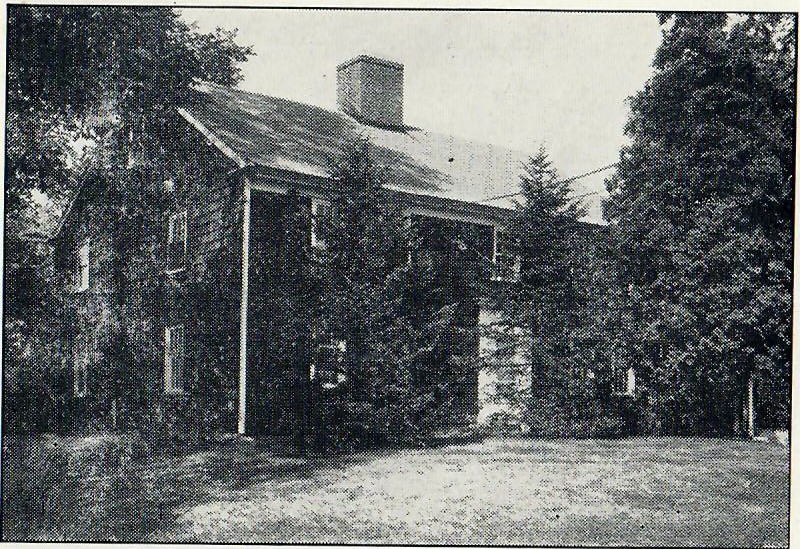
<box><xmin>51</xmin><ymin>117</ymin><xmax>244</xmax><ymax>445</ymax></box>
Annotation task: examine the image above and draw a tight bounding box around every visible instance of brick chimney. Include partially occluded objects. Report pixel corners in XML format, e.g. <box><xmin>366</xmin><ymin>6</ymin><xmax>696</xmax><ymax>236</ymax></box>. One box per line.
<box><xmin>337</xmin><ymin>55</ymin><xmax>403</xmax><ymax>128</ymax></box>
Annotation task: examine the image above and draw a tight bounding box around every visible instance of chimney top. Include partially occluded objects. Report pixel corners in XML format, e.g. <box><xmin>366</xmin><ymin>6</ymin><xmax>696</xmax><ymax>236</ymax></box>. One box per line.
<box><xmin>337</xmin><ymin>55</ymin><xmax>404</xmax><ymax>72</ymax></box>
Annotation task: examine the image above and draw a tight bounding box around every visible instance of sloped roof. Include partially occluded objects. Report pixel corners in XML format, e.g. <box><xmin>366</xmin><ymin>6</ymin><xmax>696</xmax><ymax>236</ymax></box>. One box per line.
<box><xmin>184</xmin><ymin>83</ymin><xmax>605</xmax><ymax>224</ymax></box>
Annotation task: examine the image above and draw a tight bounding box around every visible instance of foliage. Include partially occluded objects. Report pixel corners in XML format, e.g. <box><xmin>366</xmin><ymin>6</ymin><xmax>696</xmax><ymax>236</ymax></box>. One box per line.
<box><xmin>604</xmin><ymin>13</ymin><xmax>794</xmax><ymax>433</ymax></box>
<box><xmin>309</xmin><ymin>140</ymin><xmax>483</xmax><ymax>451</ymax></box>
<box><xmin>2</xmin><ymin>433</ymin><xmax>152</xmax><ymax>541</ymax></box>
<box><xmin>4</xmin><ymin>6</ymin><xmax>252</xmax><ymax>439</ymax></box>
<box><xmin>6</xmin><ymin>5</ymin><xmax>252</xmax><ymax>216</ymax></box>
<box><xmin>487</xmin><ymin>146</ymin><xmax>626</xmax><ymax>436</ymax></box>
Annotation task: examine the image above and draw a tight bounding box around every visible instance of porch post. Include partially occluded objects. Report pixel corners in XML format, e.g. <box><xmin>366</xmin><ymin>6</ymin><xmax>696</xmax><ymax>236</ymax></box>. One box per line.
<box><xmin>238</xmin><ymin>180</ymin><xmax>252</xmax><ymax>434</ymax></box>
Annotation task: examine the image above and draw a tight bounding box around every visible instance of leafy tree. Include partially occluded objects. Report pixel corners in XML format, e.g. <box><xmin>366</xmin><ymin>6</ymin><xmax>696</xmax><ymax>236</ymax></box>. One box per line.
<box><xmin>6</xmin><ymin>6</ymin><xmax>252</xmax><ymax>215</ymax></box>
<box><xmin>4</xmin><ymin>6</ymin><xmax>252</xmax><ymax>435</ymax></box>
<box><xmin>604</xmin><ymin>13</ymin><xmax>794</xmax><ymax>434</ymax></box>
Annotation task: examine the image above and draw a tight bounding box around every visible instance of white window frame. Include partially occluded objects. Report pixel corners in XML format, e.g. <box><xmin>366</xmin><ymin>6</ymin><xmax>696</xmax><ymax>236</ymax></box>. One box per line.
<box><xmin>613</xmin><ymin>365</ymin><xmax>636</xmax><ymax>397</ymax></box>
<box><xmin>164</xmin><ymin>324</ymin><xmax>186</xmax><ymax>394</ymax></box>
<box><xmin>311</xmin><ymin>338</ymin><xmax>347</xmax><ymax>389</ymax></box>
<box><xmin>310</xmin><ymin>198</ymin><xmax>329</xmax><ymax>250</ymax></box>
<box><xmin>166</xmin><ymin>210</ymin><xmax>187</xmax><ymax>274</ymax></box>
<box><xmin>625</xmin><ymin>367</ymin><xmax>636</xmax><ymax>396</ymax></box>
<box><xmin>491</xmin><ymin>227</ymin><xmax>520</xmax><ymax>282</ymax></box>
<box><xmin>74</xmin><ymin>239</ymin><xmax>90</xmax><ymax>292</ymax></box>
<box><xmin>73</xmin><ymin>335</ymin><xmax>89</xmax><ymax>397</ymax></box>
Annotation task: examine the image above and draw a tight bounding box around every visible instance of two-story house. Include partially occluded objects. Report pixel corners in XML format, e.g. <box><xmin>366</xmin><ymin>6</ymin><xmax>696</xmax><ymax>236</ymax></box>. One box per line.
<box><xmin>53</xmin><ymin>55</ymin><xmax>605</xmax><ymax>443</ymax></box>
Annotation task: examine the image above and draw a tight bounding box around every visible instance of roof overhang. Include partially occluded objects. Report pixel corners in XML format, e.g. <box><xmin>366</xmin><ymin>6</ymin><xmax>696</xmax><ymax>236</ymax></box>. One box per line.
<box><xmin>242</xmin><ymin>164</ymin><xmax>514</xmax><ymax>227</ymax></box>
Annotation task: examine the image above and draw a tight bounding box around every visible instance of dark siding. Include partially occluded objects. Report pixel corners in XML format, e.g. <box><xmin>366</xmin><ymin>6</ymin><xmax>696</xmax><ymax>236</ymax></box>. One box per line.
<box><xmin>244</xmin><ymin>189</ymin><xmax>311</xmax><ymax>443</ymax></box>
<box><xmin>51</xmin><ymin>115</ymin><xmax>244</xmax><ymax>439</ymax></box>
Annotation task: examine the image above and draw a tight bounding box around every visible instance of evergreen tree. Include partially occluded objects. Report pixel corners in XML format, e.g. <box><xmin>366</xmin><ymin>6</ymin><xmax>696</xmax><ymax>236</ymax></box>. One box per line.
<box><xmin>604</xmin><ymin>13</ymin><xmax>794</xmax><ymax>434</ymax></box>
<box><xmin>310</xmin><ymin>140</ymin><xmax>485</xmax><ymax>450</ymax></box>
<box><xmin>491</xmin><ymin>146</ymin><xmax>622</xmax><ymax>436</ymax></box>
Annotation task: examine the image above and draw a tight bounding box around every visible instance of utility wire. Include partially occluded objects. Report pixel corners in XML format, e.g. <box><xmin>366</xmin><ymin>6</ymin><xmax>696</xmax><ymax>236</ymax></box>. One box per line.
<box><xmin>480</xmin><ymin>162</ymin><xmax>618</xmax><ymax>203</ymax></box>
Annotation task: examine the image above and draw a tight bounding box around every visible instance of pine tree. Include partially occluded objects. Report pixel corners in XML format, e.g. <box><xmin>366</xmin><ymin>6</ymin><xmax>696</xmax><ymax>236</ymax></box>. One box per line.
<box><xmin>492</xmin><ymin>146</ymin><xmax>612</xmax><ymax>436</ymax></box>
<box><xmin>310</xmin><ymin>140</ymin><xmax>481</xmax><ymax>450</ymax></box>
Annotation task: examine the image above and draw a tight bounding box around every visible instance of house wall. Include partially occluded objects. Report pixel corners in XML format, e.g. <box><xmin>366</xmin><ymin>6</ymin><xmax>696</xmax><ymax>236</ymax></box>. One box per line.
<box><xmin>240</xmin><ymin>194</ymin><xmax>498</xmax><ymax>442</ymax></box>
<box><xmin>53</xmin><ymin>201</ymin><xmax>118</xmax><ymax>431</ymax></box>
<box><xmin>244</xmin><ymin>189</ymin><xmax>312</xmax><ymax>442</ymax></box>
<box><xmin>54</xmin><ymin>118</ymin><xmax>244</xmax><ymax>441</ymax></box>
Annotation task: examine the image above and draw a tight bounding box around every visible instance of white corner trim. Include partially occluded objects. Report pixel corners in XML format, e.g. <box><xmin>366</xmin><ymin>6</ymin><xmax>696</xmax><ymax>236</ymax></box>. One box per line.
<box><xmin>237</xmin><ymin>180</ymin><xmax>251</xmax><ymax>435</ymax></box>
<box><xmin>177</xmin><ymin>107</ymin><xmax>246</xmax><ymax>168</ymax></box>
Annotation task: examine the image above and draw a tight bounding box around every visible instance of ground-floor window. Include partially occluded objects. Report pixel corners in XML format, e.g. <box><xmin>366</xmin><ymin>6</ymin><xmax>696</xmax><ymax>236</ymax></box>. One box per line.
<box><xmin>73</xmin><ymin>335</ymin><xmax>89</xmax><ymax>397</ymax></box>
<box><xmin>311</xmin><ymin>339</ymin><xmax>346</xmax><ymax>389</ymax></box>
<box><xmin>164</xmin><ymin>324</ymin><xmax>186</xmax><ymax>393</ymax></box>
<box><xmin>612</xmin><ymin>364</ymin><xmax>636</xmax><ymax>397</ymax></box>
<box><xmin>626</xmin><ymin>367</ymin><xmax>636</xmax><ymax>396</ymax></box>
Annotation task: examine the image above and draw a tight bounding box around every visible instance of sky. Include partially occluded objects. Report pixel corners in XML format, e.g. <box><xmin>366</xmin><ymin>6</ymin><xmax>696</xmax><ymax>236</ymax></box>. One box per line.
<box><xmin>180</xmin><ymin>9</ymin><xmax>663</xmax><ymax>197</ymax></box>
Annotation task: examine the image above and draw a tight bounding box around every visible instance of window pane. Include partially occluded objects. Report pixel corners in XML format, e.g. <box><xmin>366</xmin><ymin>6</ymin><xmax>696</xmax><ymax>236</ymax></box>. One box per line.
<box><xmin>79</xmin><ymin>241</ymin><xmax>90</xmax><ymax>266</ymax></box>
<box><xmin>626</xmin><ymin>367</ymin><xmax>636</xmax><ymax>395</ymax></box>
<box><xmin>74</xmin><ymin>338</ymin><xmax>88</xmax><ymax>396</ymax></box>
<box><xmin>167</xmin><ymin>212</ymin><xmax>187</xmax><ymax>270</ymax></box>
<box><xmin>310</xmin><ymin>199</ymin><xmax>329</xmax><ymax>249</ymax></box>
<box><xmin>165</xmin><ymin>325</ymin><xmax>185</xmax><ymax>393</ymax></box>
<box><xmin>177</xmin><ymin>212</ymin><xmax>187</xmax><ymax>242</ymax></box>
<box><xmin>174</xmin><ymin>326</ymin><xmax>185</xmax><ymax>391</ymax></box>
<box><xmin>75</xmin><ymin>241</ymin><xmax>90</xmax><ymax>291</ymax></box>
<box><xmin>164</xmin><ymin>327</ymin><xmax>173</xmax><ymax>391</ymax></box>
<box><xmin>493</xmin><ymin>230</ymin><xmax>520</xmax><ymax>281</ymax></box>
<box><xmin>314</xmin><ymin>340</ymin><xmax>345</xmax><ymax>387</ymax></box>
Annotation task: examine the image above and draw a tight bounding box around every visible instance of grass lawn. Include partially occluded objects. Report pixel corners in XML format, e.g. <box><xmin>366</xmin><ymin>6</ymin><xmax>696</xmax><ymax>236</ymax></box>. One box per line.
<box><xmin>4</xmin><ymin>436</ymin><xmax>789</xmax><ymax>546</ymax></box>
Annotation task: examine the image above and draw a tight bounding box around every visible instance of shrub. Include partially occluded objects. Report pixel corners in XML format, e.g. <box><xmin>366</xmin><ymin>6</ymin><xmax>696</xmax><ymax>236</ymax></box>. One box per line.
<box><xmin>2</xmin><ymin>432</ymin><xmax>151</xmax><ymax>541</ymax></box>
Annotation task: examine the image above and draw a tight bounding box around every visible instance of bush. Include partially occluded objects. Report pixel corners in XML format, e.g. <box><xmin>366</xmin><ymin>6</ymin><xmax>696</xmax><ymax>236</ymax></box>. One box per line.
<box><xmin>2</xmin><ymin>432</ymin><xmax>151</xmax><ymax>541</ymax></box>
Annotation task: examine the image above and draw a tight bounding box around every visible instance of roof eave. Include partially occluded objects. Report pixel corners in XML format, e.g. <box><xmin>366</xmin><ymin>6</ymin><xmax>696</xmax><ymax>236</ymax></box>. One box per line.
<box><xmin>177</xmin><ymin>107</ymin><xmax>247</xmax><ymax>169</ymax></box>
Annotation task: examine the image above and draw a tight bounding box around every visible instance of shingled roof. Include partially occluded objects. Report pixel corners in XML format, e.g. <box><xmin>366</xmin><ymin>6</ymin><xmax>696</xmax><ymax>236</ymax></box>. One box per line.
<box><xmin>183</xmin><ymin>82</ymin><xmax>606</xmax><ymax>225</ymax></box>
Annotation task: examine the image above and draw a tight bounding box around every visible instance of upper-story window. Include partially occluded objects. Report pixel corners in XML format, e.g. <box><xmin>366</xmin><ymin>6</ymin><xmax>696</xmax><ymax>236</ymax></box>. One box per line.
<box><xmin>492</xmin><ymin>228</ymin><xmax>520</xmax><ymax>282</ymax></box>
<box><xmin>310</xmin><ymin>198</ymin><xmax>330</xmax><ymax>250</ymax></box>
<box><xmin>167</xmin><ymin>210</ymin><xmax>187</xmax><ymax>272</ymax></box>
<box><xmin>73</xmin><ymin>239</ymin><xmax>90</xmax><ymax>292</ymax></box>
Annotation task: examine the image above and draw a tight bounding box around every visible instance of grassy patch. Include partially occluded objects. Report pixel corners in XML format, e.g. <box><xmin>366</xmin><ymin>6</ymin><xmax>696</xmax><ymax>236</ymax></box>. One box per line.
<box><xmin>2</xmin><ymin>436</ymin><xmax>789</xmax><ymax>545</ymax></box>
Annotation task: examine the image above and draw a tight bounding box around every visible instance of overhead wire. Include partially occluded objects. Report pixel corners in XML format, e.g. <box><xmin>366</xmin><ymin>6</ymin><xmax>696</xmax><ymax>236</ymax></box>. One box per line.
<box><xmin>480</xmin><ymin>162</ymin><xmax>618</xmax><ymax>203</ymax></box>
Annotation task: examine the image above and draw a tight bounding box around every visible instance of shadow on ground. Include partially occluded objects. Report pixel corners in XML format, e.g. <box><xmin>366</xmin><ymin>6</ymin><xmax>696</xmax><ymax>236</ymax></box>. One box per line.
<box><xmin>110</xmin><ymin>439</ymin><xmax>383</xmax><ymax>542</ymax></box>
<box><xmin>3</xmin><ymin>435</ymin><xmax>789</xmax><ymax>545</ymax></box>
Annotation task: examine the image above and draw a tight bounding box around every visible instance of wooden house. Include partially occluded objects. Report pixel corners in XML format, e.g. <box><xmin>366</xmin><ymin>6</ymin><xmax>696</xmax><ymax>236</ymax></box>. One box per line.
<box><xmin>52</xmin><ymin>55</ymin><xmax>605</xmax><ymax>442</ymax></box>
